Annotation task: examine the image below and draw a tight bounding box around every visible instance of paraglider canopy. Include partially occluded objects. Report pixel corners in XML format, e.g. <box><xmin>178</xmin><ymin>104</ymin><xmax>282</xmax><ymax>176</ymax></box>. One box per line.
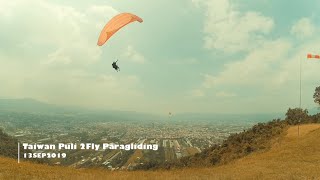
<box><xmin>97</xmin><ymin>13</ymin><xmax>143</xmax><ymax>46</ymax></box>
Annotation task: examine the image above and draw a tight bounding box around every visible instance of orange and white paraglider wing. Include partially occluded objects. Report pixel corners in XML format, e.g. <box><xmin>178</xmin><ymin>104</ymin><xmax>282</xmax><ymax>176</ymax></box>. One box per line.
<box><xmin>97</xmin><ymin>13</ymin><xmax>143</xmax><ymax>46</ymax></box>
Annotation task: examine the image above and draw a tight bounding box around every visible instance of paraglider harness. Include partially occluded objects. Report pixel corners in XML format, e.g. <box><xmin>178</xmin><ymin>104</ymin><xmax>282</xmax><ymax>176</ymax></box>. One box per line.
<box><xmin>112</xmin><ymin>60</ymin><xmax>120</xmax><ymax>72</ymax></box>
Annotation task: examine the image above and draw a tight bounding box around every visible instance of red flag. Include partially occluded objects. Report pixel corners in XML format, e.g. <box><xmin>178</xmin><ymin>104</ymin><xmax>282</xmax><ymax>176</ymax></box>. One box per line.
<box><xmin>307</xmin><ymin>53</ymin><xmax>320</xmax><ymax>59</ymax></box>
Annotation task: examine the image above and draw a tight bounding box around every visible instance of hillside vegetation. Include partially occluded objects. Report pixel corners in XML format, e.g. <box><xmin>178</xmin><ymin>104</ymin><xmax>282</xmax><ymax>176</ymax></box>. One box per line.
<box><xmin>0</xmin><ymin>129</ymin><xmax>48</xmax><ymax>164</ymax></box>
<box><xmin>0</xmin><ymin>129</ymin><xmax>20</xmax><ymax>158</ymax></box>
<box><xmin>1</xmin><ymin>124</ymin><xmax>320</xmax><ymax>180</ymax></box>
<box><xmin>168</xmin><ymin>119</ymin><xmax>287</xmax><ymax>168</ymax></box>
<box><xmin>137</xmin><ymin>109</ymin><xmax>319</xmax><ymax>170</ymax></box>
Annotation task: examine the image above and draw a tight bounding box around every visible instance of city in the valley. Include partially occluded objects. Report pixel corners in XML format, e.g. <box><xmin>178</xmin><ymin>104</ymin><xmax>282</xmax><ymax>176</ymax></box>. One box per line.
<box><xmin>0</xmin><ymin>110</ymin><xmax>274</xmax><ymax>170</ymax></box>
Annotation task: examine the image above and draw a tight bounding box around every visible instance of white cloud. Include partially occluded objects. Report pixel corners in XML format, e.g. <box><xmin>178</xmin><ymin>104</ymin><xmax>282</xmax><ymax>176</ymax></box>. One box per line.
<box><xmin>291</xmin><ymin>17</ymin><xmax>316</xmax><ymax>39</ymax></box>
<box><xmin>0</xmin><ymin>59</ymin><xmax>144</xmax><ymax>109</ymax></box>
<box><xmin>193</xmin><ymin>0</ymin><xmax>274</xmax><ymax>53</ymax></box>
<box><xmin>190</xmin><ymin>89</ymin><xmax>205</xmax><ymax>97</ymax></box>
<box><xmin>190</xmin><ymin>1</ymin><xmax>320</xmax><ymax>112</ymax></box>
<box><xmin>0</xmin><ymin>0</ymin><xmax>149</xmax><ymax>111</ymax></box>
<box><xmin>215</xmin><ymin>91</ymin><xmax>236</xmax><ymax>97</ymax></box>
<box><xmin>87</xmin><ymin>5</ymin><xmax>118</xmax><ymax>17</ymax></box>
<box><xmin>86</xmin><ymin>5</ymin><xmax>118</xmax><ymax>30</ymax></box>
<box><xmin>46</xmin><ymin>48</ymin><xmax>72</xmax><ymax>65</ymax></box>
<box><xmin>123</xmin><ymin>46</ymin><xmax>146</xmax><ymax>64</ymax></box>
<box><xmin>0</xmin><ymin>1</ymin><xmax>17</xmax><ymax>18</ymax></box>
<box><xmin>273</xmin><ymin>40</ymin><xmax>320</xmax><ymax>83</ymax></box>
<box><xmin>194</xmin><ymin>35</ymin><xmax>320</xmax><ymax>112</ymax></box>
<box><xmin>202</xmin><ymin>39</ymin><xmax>292</xmax><ymax>88</ymax></box>
<box><xmin>0</xmin><ymin>0</ymin><xmax>117</xmax><ymax>65</ymax></box>
<box><xmin>169</xmin><ymin>58</ymin><xmax>198</xmax><ymax>65</ymax></box>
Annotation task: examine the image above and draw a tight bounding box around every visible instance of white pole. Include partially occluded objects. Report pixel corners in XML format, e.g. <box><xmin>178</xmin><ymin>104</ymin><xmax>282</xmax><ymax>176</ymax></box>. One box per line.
<box><xmin>18</xmin><ymin>142</ymin><xmax>20</xmax><ymax>163</ymax></box>
<box><xmin>298</xmin><ymin>56</ymin><xmax>302</xmax><ymax>136</ymax></box>
<box><xmin>300</xmin><ymin>56</ymin><xmax>302</xmax><ymax>109</ymax></box>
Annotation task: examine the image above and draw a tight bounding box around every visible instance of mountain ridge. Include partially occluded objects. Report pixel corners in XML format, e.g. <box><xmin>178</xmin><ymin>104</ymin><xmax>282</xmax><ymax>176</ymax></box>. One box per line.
<box><xmin>0</xmin><ymin>98</ymin><xmax>286</xmax><ymax>122</ymax></box>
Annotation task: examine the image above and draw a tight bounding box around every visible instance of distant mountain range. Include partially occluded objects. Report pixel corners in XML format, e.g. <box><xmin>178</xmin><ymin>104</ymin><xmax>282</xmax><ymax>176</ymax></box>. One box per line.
<box><xmin>1</xmin><ymin>98</ymin><xmax>318</xmax><ymax>122</ymax></box>
<box><xmin>0</xmin><ymin>98</ymin><xmax>79</xmax><ymax>114</ymax></box>
<box><xmin>0</xmin><ymin>98</ymin><xmax>162</xmax><ymax>122</ymax></box>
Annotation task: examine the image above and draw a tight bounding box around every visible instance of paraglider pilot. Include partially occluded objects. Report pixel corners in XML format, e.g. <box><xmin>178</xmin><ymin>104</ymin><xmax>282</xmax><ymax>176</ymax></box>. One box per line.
<box><xmin>112</xmin><ymin>60</ymin><xmax>120</xmax><ymax>72</ymax></box>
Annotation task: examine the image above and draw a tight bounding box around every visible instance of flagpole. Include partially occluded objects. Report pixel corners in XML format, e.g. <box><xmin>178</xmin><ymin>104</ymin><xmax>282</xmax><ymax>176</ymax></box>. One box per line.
<box><xmin>298</xmin><ymin>56</ymin><xmax>302</xmax><ymax>136</ymax></box>
<box><xmin>300</xmin><ymin>56</ymin><xmax>302</xmax><ymax>109</ymax></box>
<box><xmin>300</xmin><ymin>53</ymin><xmax>320</xmax><ymax>136</ymax></box>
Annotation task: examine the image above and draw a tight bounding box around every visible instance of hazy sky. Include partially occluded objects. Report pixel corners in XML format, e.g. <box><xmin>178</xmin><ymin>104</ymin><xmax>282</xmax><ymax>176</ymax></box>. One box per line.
<box><xmin>0</xmin><ymin>0</ymin><xmax>320</xmax><ymax>114</ymax></box>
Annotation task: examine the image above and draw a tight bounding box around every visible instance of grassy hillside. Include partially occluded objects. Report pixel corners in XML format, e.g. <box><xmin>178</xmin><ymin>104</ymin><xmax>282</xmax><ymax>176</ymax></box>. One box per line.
<box><xmin>1</xmin><ymin>124</ymin><xmax>319</xmax><ymax>180</ymax></box>
<box><xmin>170</xmin><ymin>119</ymin><xmax>288</xmax><ymax>168</ymax></box>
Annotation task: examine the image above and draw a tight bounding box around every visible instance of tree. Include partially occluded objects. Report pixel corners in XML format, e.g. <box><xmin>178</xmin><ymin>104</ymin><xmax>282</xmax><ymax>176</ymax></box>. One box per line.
<box><xmin>285</xmin><ymin>108</ymin><xmax>309</xmax><ymax>125</ymax></box>
<box><xmin>314</xmin><ymin>86</ymin><xmax>320</xmax><ymax>106</ymax></box>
